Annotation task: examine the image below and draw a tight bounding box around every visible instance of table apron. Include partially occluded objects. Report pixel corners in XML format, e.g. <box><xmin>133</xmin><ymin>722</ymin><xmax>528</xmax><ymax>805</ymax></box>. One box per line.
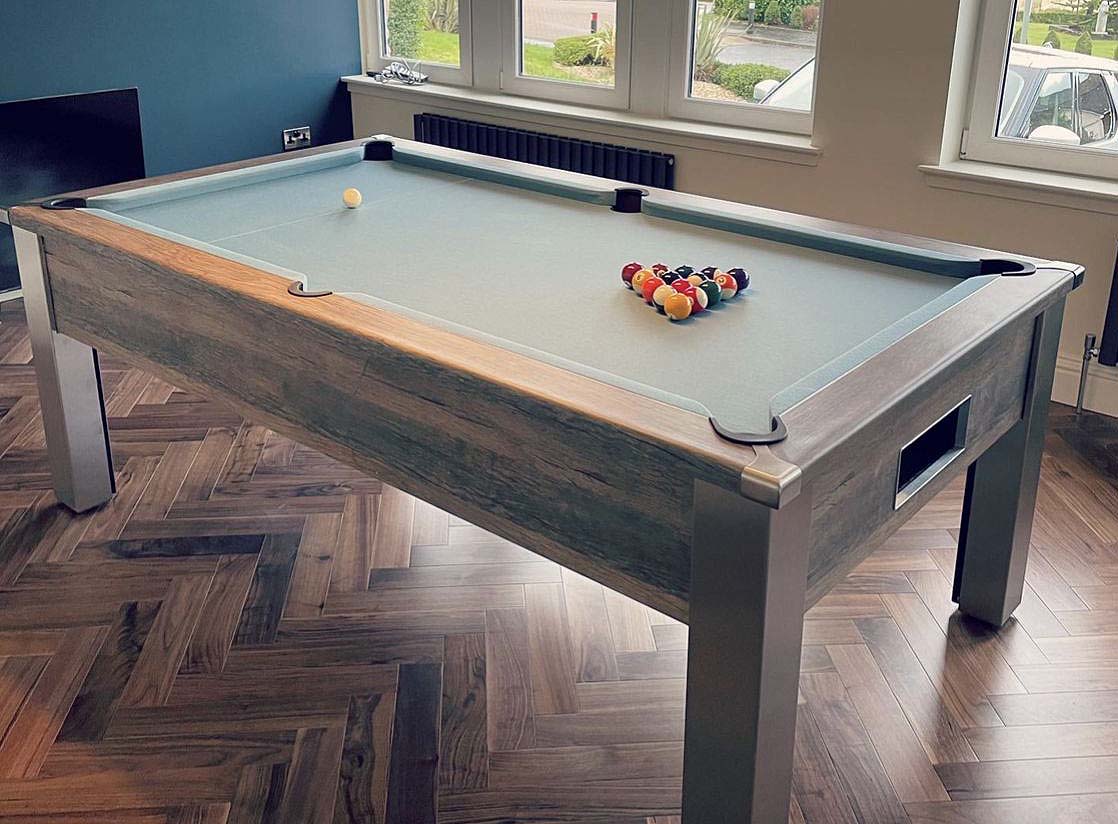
<box><xmin>798</xmin><ymin>310</ymin><xmax>1040</xmax><ymax>606</ymax></box>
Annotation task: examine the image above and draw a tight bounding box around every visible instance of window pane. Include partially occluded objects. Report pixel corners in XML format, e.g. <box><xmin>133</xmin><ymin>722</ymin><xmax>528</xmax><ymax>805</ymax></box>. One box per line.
<box><xmin>997</xmin><ymin>0</ymin><xmax>1118</xmax><ymax>151</ymax></box>
<box><xmin>519</xmin><ymin>0</ymin><xmax>616</xmax><ymax>87</ymax></box>
<box><xmin>382</xmin><ymin>0</ymin><xmax>460</xmax><ymax>67</ymax></box>
<box><xmin>687</xmin><ymin>0</ymin><xmax>820</xmax><ymax>111</ymax></box>
<box><xmin>1078</xmin><ymin>72</ymin><xmax>1117</xmax><ymax>143</ymax></box>
<box><xmin>1029</xmin><ymin>71</ymin><xmax>1074</xmax><ymax>134</ymax></box>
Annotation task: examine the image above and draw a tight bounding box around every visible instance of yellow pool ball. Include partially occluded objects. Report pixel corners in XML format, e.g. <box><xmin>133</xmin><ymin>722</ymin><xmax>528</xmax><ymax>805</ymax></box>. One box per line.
<box><xmin>342</xmin><ymin>188</ymin><xmax>363</xmax><ymax>209</ymax></box>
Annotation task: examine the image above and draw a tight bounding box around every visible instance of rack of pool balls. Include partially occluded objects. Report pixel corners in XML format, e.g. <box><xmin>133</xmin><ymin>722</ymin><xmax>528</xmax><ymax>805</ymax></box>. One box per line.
<box><xmin>621</xmin><ymin>262</ymin><xmax>750</xmax><ymax>321</ymax></box>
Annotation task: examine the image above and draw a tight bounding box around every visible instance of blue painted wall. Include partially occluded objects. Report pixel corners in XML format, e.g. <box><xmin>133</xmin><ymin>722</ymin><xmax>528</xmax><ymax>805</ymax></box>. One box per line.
<box><xmin>0</xmin><ymin>0</ymin><xmax>361</xmax><ymax>175</ymax></box>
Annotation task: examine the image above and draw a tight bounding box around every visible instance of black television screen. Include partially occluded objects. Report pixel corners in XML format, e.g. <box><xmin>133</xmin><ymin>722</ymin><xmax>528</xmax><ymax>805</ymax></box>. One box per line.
<box><xmin>0</xmin><ymin>88</ymin><xmax>145</xmax><ymax>294</ymax></box>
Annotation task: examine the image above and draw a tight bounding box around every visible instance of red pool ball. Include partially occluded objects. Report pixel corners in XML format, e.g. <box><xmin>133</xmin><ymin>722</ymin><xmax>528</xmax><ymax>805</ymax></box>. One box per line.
<box><xmin>651</xmin><ymin>263</ymin><xmax>670</xmax><ymax>274</ymax></box>
<box><xmin>642</xmin><ymin>275</ymin><xmax>666</xmax><ymax>304</ymax></box>
<box><xmin>621</xmin><ymin>261</ymin><xmax>644</xmax><ymax>288</ymax></box>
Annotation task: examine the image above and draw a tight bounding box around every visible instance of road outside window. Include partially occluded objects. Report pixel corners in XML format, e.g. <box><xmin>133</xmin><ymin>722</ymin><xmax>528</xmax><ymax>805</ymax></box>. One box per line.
<box><xmin>518</xmin><ymin>1</ymin><xmax>617</xmax><ymax>87</ymax></box>
<box><xmin>687</xmin><ymin>0</ymin><xmax>820</xmax><ymax>110</ymax></box>
<box><xmin>381</xmin><ymin>0</ymin><xmax>461</xmax><ymax>67</ymax></box>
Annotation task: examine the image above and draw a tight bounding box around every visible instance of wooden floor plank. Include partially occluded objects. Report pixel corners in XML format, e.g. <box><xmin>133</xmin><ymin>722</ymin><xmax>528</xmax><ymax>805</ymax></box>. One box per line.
<box><xmin>370</xmin><ymin>486</ymin><xmax>414</xmax><ymax>570</ymax></box>
<box><xmin>559</xmin><ymin>567</ymin><xmax>620</xmax><ymax>683</ymax></box>
<box><xmin>284</xmin><ymin>512</ymin><xmax>343</xmax><ymax>620</ymax></box>
<box><xmin>799</xmin><ymin>672</ymin><xmax>910</xmax><ymax>824</ymax></box>
<box><xmin>179</xmin><ymin>555</ymin><xmax>259</xmax><ymax>674</ymax></box>
<box><xmin>58</xmin><ymin>601</ymin><xmax>161</xmax><ymax>742</ymax></box>
<box><xmin>828</xmin><ymin>643</ymin><xmax>950</xmax><ymax>802</ymax></box>
<box><xmin>524</xmin><ymin>584</ymin><xmax>579</xmax><ymax>716</ymax></box>
<box><xmin>333</xmin><ymin>691</ymin><xmax>395</xmax><ymax>824</ymax></box>
<box><xmin>0</xmin><ymin>625</ymin><xmax>108</xmax><ymax>778</ymax></box>
<box><xmin>118</xmin><ymin>575</ymin><xmax>214</xmax><ymax>708</ymax></box>
<box><xmin>440</xmin><ymin>633</ymin><xmax>487</xmax><ymax>792</ymax></box>
<box><xmin>484</xmin><ymin>608</ymin><xmax>535</xmax><ymax>752</ymax></box>
<box><xmin>277</xmin><ymin>724</ymin><xmax>346</xmax><ymax>823</ymax></box>
<box><xmin>330</xmin><ymin>494</ymin><xmax>377</xmax><ymax>594</ymax></box>
<box><xmin>904</xmin><ymin>793</ymin><xmax>1118</xmax><ymax>823</ymax></box>
<box><xmin>386</xmin><ymin>662</ymin><xmax>441</xmax><ymax>824</ymax></box>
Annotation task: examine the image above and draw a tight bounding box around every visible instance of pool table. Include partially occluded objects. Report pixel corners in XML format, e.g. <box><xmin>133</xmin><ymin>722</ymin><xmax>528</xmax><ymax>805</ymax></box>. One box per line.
<box><xmin>10</xmin><ymin>136</ymin><xmax>1082</xmax><ymax>823</ymax></box>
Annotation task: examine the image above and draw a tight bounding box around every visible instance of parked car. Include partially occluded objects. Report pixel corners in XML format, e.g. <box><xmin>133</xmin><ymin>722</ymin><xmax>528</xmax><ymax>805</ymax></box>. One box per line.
<box><xmin>751</xmin><ymin>45</ymin><xmax>1118</xmax><ymax>149</ymax></box>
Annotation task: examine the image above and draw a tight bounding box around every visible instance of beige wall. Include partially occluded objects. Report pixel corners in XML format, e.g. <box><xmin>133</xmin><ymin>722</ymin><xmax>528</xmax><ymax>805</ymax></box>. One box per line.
<box><xmin>350</xmin><ymin>0</ymin><xmax>1118</xmax><ymax>414</ymax></box>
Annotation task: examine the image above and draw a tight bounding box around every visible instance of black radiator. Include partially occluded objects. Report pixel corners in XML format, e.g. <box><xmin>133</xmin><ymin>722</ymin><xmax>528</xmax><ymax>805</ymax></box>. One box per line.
<box><xmin>413</xmin><ymin>113</ymin><xmax>675</xmax><ymax>190</ymax></box>
<box><xmin>1100</xmin><ymin>244</ymin><xmax>1118</xmax><ymax>367</ymax></box>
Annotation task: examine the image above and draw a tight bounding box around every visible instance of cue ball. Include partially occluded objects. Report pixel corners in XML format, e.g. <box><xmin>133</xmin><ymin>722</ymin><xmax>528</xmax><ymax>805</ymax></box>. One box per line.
<box><xmin>342</xmin><ymin>188</ymin><xmax>363</xmax><ymax>209</ymax></box>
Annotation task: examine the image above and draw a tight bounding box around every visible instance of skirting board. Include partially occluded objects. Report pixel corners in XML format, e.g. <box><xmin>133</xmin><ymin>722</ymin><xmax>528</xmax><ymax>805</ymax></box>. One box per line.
<box><xmin>1053</xmin><ymin>352</ymin><xmax>1118</xmax><ymax>417</ymax></box>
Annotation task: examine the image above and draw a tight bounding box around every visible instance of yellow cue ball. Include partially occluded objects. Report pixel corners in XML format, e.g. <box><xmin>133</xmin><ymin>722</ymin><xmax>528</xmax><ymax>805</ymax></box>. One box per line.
<box><xmin>342</xmin><ymin>188</ymin><xmax>363</xmax><ymax>209</ymax></box>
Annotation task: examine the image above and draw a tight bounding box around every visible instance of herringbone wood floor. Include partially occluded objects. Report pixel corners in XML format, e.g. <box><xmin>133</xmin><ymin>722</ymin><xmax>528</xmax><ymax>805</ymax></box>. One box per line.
<box><xmin>2</xmin><ymin>297</ymin><xmax>1118</xmax><ymax>823</ymax></box>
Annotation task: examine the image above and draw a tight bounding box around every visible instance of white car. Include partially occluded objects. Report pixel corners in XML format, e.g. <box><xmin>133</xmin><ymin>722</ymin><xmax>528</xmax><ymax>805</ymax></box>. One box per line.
<box><xmin>753</xmin><ymin>45</ymin><xmax>1118</xmax><ymax>149</ymax></box>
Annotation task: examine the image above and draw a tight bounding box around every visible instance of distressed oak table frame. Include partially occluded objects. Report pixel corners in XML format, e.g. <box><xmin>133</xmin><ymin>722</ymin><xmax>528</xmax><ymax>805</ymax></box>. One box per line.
<box><xmin>11</xmin><ymin>137</ymin><xmax>1081</xmax><ymax>823</ymax></box>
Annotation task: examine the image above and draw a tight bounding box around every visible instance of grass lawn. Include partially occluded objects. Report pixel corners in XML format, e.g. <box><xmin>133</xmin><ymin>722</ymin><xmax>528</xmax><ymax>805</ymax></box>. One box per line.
<box><xmin>415</xmin><ymin>30</ymin><xmax>612</xmax><ymax>84</ymax></box>
<box><xmin>1018</xmin><ymin>22</ymin><xmax>1118</xmax><ymax>59</ymax></box>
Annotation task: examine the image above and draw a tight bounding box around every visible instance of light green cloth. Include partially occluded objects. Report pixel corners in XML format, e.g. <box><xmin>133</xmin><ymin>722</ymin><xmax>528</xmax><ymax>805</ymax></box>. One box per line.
<box><xmin>88</xmin><ymin>145</ymin><xmax>991</xmax><ymax>436</ymax></box>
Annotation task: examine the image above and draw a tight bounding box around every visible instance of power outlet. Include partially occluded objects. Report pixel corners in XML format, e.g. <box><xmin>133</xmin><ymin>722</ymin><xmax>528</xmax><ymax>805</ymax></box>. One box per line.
<box><xmin>282</xmin><ymin>126</ymin><xmax>311</xmax><ymax>151</ymax></box>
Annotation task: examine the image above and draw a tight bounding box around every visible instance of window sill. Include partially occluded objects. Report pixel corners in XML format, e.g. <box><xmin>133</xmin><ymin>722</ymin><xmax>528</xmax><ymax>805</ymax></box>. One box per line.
<box><xmin>919</xmin><ymin>160</ymin><xmax>1118</xmax><ymax>217</ymax></box>
<box><xmin>343</xmin><ymin>76</ymin><xmax>821</xmax><ymax>167</ymax></box>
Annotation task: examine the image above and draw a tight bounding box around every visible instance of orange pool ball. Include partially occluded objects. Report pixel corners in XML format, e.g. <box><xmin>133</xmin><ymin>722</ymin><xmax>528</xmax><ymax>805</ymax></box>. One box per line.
<box><xmin>664</xmin><ymin>292</ymin><xmax>693</xmax><ymax>321</ymax></box>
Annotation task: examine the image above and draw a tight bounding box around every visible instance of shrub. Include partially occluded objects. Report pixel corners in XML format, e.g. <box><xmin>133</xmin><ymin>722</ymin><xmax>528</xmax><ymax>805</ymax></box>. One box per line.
<box><xmin>694</xmin><ymin>10</ymin><xmax>733</xmax><ymax>81</ymax></box>
<box><xmin>554</xmin><ymin>34</ymin><xmax>600</xmax><ymax>66</ymax></box>
<box><xmin>713</xmin><ymin>0</ymin><xmax>750</xmax><ymax>18</ymax></box>
<box><xmin>387</xmin><ymin>0</ymin><xmax>425</xmax><ymax>58</ymax></box>
<box><xmin>790</xmin><ymin>5</ymin><xmax>805</xmax><ymax>28</ymax></box>
<box><xmin>803</xmin><ymin>4</ymin><xmax>820</xmax><ymax>30</ymax></box>
<box><xmin>587</xmin><ymin>23</ymin><xmax>616</xmax><ymax>66</ymax></box>
<box><xmin>763</xmin><ymin>0</ymin><xmax>784</xmax><ymax>25</ymax></box>
<box><xmin>1075</xmin><ymin>30</ymin><xmax>1093</xmax><ymax>54</ymax></box>
<box><xmin>1043</xmin><ymin>26</ymin><xmax>1063</xmax><ymax>48</ymax></box>
<box><xmin>713</xmin><ymin>62</ymin><xmax>790</xmax><ymax>99</ymax></box>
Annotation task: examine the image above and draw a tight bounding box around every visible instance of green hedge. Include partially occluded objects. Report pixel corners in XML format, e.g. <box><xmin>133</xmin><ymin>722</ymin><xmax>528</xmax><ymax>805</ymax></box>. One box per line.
<box><xmin>1076</xmin><ymin>30</ymin><xmax>1094</xmax><ymax>54</ymax></box>
<box><xmin>1042</xmin><ymin>26</ymin><xmax>1063</xmax><ymax>48</ymax></box>
<box><xmin>716</xmin><ymin>0</ymin><xmax>817</xmax><ymax>25</ymax></box>
<box><xmin>387</xmin><ymin>0</ymin><xmax>425</xmax><ymax>58</ymax></box>
<box><xmin>1030</xmin><ymin>11</ymin><xmax>1084</xmax><ymax>25</ymax></box>
<box><xmin>713</xmin><ymin>62</ymin><xmax>790</xmax><ymax>99</ymax></box>
<box><xmin>554</xmin><ymin>34</ymin><xmax>607</xmax><ymax>66</ymax></box>
<box><xmin>713</xmin><ymin>0</ymin><xmax>750</xmax><ymax>18</ymax></box>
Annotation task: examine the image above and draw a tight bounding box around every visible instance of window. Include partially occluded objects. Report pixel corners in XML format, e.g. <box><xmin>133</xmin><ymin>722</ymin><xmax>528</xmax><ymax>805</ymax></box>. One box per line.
<box><xmin>666</xmin><ymin>1</ymin><xmax>820</xmax><ymax>133</ymax></box>
<box><xmin>363</xmin><ymin>0</ymin><xmax>473</xmax><ymax>84</ymax></box>
<box><xmin>965</xmin><ymin>0</ymin><xmax>1118</xmax><ymax>177</ymax></box>
<box><xmin>360</xmin><ymin>0</ymin><xmax>824</xmax><ymax>133</ymax></box>
<box><xmin>500</xmin><ymin>0</ymin><xmax>632</xmax><ymax>107</ymax></box>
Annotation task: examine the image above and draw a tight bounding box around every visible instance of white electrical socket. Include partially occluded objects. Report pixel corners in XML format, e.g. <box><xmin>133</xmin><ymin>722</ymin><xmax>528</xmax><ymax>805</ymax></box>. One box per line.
<box><xmin>282</xmin><ymin>126</ymin><xmax>312</xmax><ymax>151</ymax></box>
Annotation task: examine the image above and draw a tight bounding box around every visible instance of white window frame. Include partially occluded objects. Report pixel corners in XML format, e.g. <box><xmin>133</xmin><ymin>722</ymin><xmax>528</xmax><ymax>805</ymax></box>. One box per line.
<box><xmin>359</xmin><ymin>0</ymin><xmax>823</xmax><ymax>135</ymax></box>
<box><xmin>665</xmin><ymin>1</ymin><xmax>816</xmax><ymax>134</ymax></box>
<box><xmin>498</xmin><ymin>0</ymin><xmax>633</xmax><ymax>109</ymax></box>
<box><xmin>361</xmin><ymin>0</ymin><xmax>474</xmax><ymax>86</ymax></box>
<box><xmin>965</xmin><ymin>0</ymin><xmax>1118</xmax><ymax>178</ymax></box>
